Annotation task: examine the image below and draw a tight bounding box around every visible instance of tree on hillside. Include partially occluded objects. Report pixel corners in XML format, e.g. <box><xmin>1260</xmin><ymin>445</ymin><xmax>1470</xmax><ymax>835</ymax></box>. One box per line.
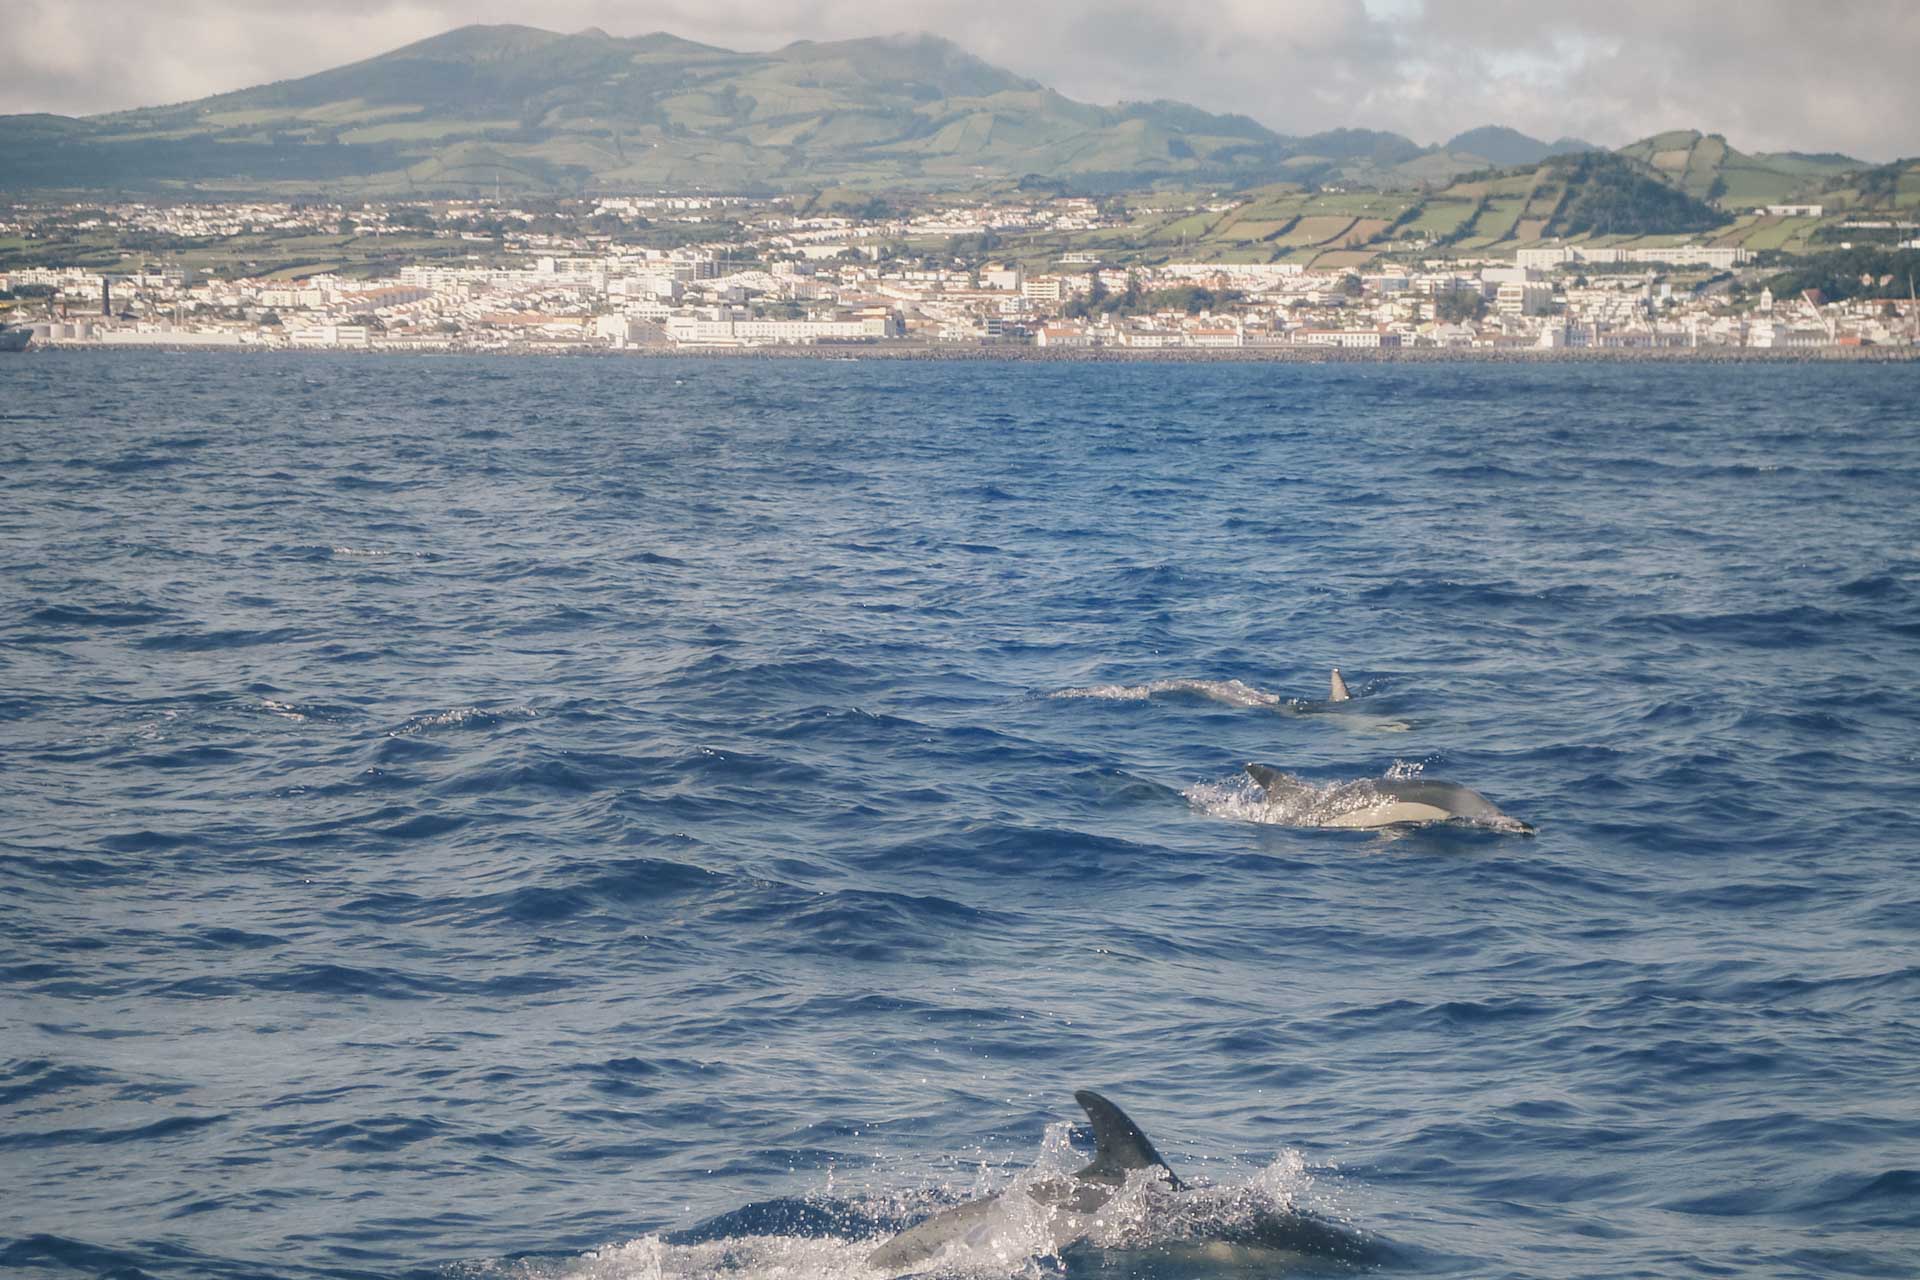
<box><xmin>1436</xmin><ymin>291</ymin><xmax>1488</xmax><ymax>323</ymax></box>
<box><xmin>1087</xmin><ymin>271</ymin><xmax>1108</xmax><ymax>309</ymax></box>
<box><xmin>947</xmin><ymin>230</ymin><xmax>1001</xmax><ymax>261</ymax></box>
<box><xmin>1144</xmin><ymin>285</ymin><xmax>1242</xmax><ymax>314</ymax></box>
<box><xmin>1064</xmin><ymin>270</ymin><xmax>1109</xmax><ymax>319</ymax></box>
<box><xmin>1840</xmin><ymin>161</ymin><xmax>1907</xmax><ymax>206</ymax></box>
<box><xmin>1765</xmin><ymin>247</ymin><xmax>1920</xmax><ymax>303</ymax></box>
<box><xmin>1545</xmin><ymin>152</ymin><xmax>1730</xmax><ymax>237</ymax></box>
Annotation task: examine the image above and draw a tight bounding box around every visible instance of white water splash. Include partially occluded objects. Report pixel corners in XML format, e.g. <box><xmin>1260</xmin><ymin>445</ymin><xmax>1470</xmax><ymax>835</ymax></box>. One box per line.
<box><xmin>531</xmin><ymin>1234</ymin><xmax>874</xmax><ymax>1280</ymax></box>
<box><xmin>512</xmin><ymin>1140</ymin><xmax>1340</xmax><ymax>1280</ymax></box>
<box><xmin>389</xmin><ymin>705</ymin><xmax>540</xmax><ymax>737</ymax></box>
<box><xmin>1184</xmin><ymin>773</ymin><xmax>1365</xmax><ymax>828</ymax></box>
<box><xmin>1051</xmin><ymin>678</ymin><xmax>1282</xmax><ymax>708</ymax></box>
<box><xmin>1185</xmin><ymin>770</ymin><xmax>1407</xmax><ymax>830</ymax></box>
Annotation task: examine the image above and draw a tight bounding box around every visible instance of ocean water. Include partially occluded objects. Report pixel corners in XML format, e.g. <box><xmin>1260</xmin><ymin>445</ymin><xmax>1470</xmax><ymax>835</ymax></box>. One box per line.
<box><xmin>2</xmin><ymin>351</ymin><xmax>1917</xmax><ymax>1280</ymax></box>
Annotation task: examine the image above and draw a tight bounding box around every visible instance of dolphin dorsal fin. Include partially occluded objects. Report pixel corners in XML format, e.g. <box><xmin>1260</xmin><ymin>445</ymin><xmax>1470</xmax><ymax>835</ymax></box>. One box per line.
<box><xmin>1329</xmin><ymin>668</ymin><xmax>1351</xmax><ymax>702</ymax></box>
<box><xmin>1073</xmin><ymin>1090</ymin><xmax>1184</xmax><ymax>1189</ymax></box>
<box><xmin>1245</xmin><ymin>762</ymin><xmax>1290</xmax><ymax>793</ymax></box>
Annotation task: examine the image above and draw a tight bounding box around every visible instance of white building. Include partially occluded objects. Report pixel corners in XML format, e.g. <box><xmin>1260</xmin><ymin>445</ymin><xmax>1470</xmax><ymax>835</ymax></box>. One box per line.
<box><xmin>1034</xmin><ymin>324</ymin><xmax>1091</xmax><ymax>348</ymax></box>
<box><xmin>1297</xmin><ymin>328</ymin><xmax>1401</xmax><ymax>348</ymax></box>
<box><xmin>1518</xmin><ymin>244</ymin><xmax>1750</xmax><ymax>271</ymax></box>
<box><xmin>665</xmin><ymin>312</ymin><xmax>899</xmax><ymax>345</ymax></box>
<box><xmin>1021</xmin><ymin>276</ymin><xmax>1064</xmax><ymax>304</ymax></box>
<box><xmin>1496</xmin><ymin>282</ymin><xmax>1555</xmax><ymax>317</ymax></box>
<box><xmin>288</xmin><ymin>324</ymin><xmax>370</xmax><ymax>349</ymax></box>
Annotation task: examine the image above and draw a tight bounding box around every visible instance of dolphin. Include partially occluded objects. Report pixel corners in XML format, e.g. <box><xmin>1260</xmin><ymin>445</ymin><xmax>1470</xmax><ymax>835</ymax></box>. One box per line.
<box><xmin>1245</xmin><ymin>763</ymin><xmax>1534</xmax><ymax>834</ymax></box>
<box><xmin>1282</xmin><ymin>667</ymin><xmax>1413</xmax><ymax>732</ymax></box>
<box><xmin>867</xmin><ymin>1090</ymin><xmax>1178</xmax><ymax>1272</ymax></box>
<box><xmin>865</xmin><ymin>1091</ymin><xmax>1380</xmax><ymax>1274</ymax></box>
<box><xmin>1285</xmin><ymin>666</ymin><xmax>1413</xmax><ymax>728</ymax></box>
<box><xmin>1167</xmin><ymin>668</ymin><xmax>1352</xmax><ymax>710</ymax></box>
<box><xmin>1055</xmin><ymin>668</ymin><xmax>1405</xmax><ymax>729</ymax></box>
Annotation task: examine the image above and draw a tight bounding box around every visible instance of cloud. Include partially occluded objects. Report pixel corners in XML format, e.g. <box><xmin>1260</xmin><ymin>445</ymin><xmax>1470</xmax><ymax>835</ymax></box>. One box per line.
<box><xmin>3</xmin><ymin>0</ymin><xmax>1915</xmax><ymax>159</ymax></box>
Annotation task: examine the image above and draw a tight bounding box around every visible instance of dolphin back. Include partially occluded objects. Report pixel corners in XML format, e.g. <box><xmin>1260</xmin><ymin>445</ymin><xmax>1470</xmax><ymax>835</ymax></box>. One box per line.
<box><xmin>1074</xmin><ymin>1090</ymin><xmax>1184</xmax><ymax>1189</ymax></box>
<box><xmin>1376</xmin><ymin>780</ymin><xmax>1533</xmax><ymax>832</ymax></box>
<box><xmin>1245</xmin><ymin>763</ymin><xmax>1304</xmax><ymax>796</ymax></box>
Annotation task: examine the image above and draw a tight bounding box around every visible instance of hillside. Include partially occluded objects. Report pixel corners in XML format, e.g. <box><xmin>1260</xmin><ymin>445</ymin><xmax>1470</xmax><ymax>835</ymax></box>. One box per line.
<box><xmin>1614</xmin><ymin>129</ymin><xmax>1860</xmax><ymax>209</ymax></box>
<box><xmin>0</xmin><ymin>26</ymin><xmax>1897</xmax><ymax>206</ymax></box>
<box><xmin>1540</xmin><ymin>152</ymin><xmax>1731</xmax><ymax>236</ymax></box>
<box><xmin>0</xmin><ymin>25</ymin><xmax>1323</xmax><ymax>195</ymax></box>
<box><xmin>1814</xmin><ymin>156</ymin><xmax>1920</xmax><ymax>212</ymax></box>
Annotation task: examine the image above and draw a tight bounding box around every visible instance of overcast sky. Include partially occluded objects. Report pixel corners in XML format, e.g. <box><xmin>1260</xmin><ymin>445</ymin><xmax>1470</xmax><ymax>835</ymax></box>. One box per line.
<box><xmin>7</xmin><ymin>0</ymin><xmax>1916</xmax><ymax>160</ymax></box>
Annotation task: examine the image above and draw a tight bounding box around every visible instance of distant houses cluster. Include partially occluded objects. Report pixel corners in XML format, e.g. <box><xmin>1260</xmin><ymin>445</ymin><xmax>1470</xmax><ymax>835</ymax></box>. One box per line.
<box><xmin>3</xmin><ymin>194</ymin><xmax>1915</xmax><ymax>355</ymax></box>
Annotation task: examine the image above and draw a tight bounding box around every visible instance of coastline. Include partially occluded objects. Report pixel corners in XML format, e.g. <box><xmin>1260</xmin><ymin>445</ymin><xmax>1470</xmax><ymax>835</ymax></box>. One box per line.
<box><xmin>16</xmin><ymin>340</ymin><xmax>1920</xmax><ymax>364</ymax></box>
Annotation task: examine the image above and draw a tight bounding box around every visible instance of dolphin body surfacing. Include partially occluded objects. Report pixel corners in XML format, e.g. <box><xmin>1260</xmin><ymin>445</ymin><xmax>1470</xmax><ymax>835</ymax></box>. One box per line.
<box><xmin>1246</xmin><ymin>763</ymin><xmax>1535</xmax><ymax>834</ymax></box>
<box><xmin>867</xmin><ymin>1091</ymin><xmax>1180</xmax><ymax>1272</ymax></box>
<box><xmin>865</xmin><ymin>1091</ymin><xmax>1380</xmax><ymax>1275</ymax></box>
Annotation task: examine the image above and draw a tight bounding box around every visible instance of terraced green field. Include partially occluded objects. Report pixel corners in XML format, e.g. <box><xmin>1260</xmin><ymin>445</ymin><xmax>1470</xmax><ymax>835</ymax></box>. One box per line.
<box><xmin>1742</xmin><ymin>217</ymin><xmax>1821</xmax><ymax>251</ymax></box>
<box><xmin>1714</xmin><ymin>164</ymin><xmax>1811</xmax><ymax>208</ymax></box>
<box><xmin>1474</xmin><ymin>197</ymin><xmax>1526</xmax><ymax>241</ymax></box>
<box><xmin>1405</xmin><ymin>201</ymin><xmax>1478</xmax><ymax>237</ymax></box>
<box><xmin>1263</xmin><ymin>215</ymin><xmax>1351</xmax><ymax>248</ymax></box>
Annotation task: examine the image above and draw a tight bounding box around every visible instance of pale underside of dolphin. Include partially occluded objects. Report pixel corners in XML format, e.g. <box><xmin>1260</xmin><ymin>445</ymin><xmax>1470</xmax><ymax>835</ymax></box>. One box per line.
<box><xmin>865</xmin><ymin>1091</ymin><xmax>1374</xmax><ymax>1274</ymax></box>
<box><xmin>1245</xmin><ymin>763</ymin><xmax>1535</xmax><ymax>834</ymax></box>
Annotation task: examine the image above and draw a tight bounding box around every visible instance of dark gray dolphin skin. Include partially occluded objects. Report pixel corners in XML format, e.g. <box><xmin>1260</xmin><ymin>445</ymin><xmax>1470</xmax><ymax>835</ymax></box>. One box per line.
<box><xmin>1246</xmin><ymin>763</ymin><xmax>1535</xmax><ymax>834</ymax></box>
<box><xmin>866</xmin><ymin>1090</ymin><xmax>1180</xmax><ymax>1272</ymax></box>
<box><xmin>1283</xmin><ymin>667</ymin><xmax>1354</xmax><ymax>712</ymax></box>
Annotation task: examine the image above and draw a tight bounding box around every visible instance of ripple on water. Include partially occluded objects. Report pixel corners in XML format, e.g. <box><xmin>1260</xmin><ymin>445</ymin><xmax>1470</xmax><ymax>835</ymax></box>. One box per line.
<box><xmin>1</xmin><ymin>354</ymin><xmax>1916</xmax><ymax>1280</ymax></box>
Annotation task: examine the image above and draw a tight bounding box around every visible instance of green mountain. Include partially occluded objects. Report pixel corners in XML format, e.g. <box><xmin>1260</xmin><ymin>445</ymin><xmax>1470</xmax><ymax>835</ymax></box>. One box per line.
<box><xmin>1614</xmin><ymin>129</ymin><xmax>1860</xmax><ymax>209</ymax></box>
<box><xmin>0</xmin><ymin>25</ymin><xmax>1325</xmax><ymax>195</ymax></box>
<box><xmin>1445</xmin><ymin>126</ymin><xmax>1598</xmax><ymax>167</ymax></box>
<box><xmin>0</xmin><ymin>26</ymin><xmax>1891</xmax><ymax>206</ymax></box>
<box><xmin>1538</xmin><ymin>151</ymin><xmax>1730</xmax><ymax>236</ymax></box>
<box><xmin>1812</xmin><ymin>156</ymin><xmax>1920</xmax><ymax>212</ymax></box>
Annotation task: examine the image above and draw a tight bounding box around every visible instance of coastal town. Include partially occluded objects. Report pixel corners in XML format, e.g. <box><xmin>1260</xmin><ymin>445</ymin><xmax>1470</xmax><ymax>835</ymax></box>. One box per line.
<box><xmin>5</xmin><ymin>192</ymin><xmax>1918</xmax><ymax>355</ymax></box>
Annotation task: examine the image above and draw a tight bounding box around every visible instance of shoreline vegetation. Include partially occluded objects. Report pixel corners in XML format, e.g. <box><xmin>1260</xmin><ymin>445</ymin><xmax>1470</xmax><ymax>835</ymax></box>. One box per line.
<box><xmin>19</xmin><ymin>342</ymin><xmax>1920</xmax><ymax>364</ymax></box>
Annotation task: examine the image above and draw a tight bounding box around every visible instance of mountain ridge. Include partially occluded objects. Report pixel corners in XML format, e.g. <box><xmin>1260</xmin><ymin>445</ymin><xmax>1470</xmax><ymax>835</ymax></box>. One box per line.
<box><xmin>0</xmin><ymin>24</ymin><xmax>1876</xmax><ymax>201</ymax></box>
<box><xmin>1445</xmin><ymin>125</ymin><xmax>1600</xmax><ymax>167</ymax></box>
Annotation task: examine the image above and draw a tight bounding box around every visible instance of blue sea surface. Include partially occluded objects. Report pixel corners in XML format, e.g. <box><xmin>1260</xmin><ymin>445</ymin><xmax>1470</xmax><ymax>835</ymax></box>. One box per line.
<box><xmin>2</xmin><ymin>352</ymin><xmax>1917</xmax><ymax>1280</ymax></box>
